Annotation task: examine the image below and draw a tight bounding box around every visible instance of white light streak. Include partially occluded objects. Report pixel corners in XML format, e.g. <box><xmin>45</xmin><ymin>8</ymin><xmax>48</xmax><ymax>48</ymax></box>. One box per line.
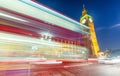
<box><xmin>0</xmin><ymin>12</ymin><xmax>28</xmax><ymax>22</ymax></box>
<box><xmin>0</xmin><ymin>36</ymin><xmax>59</xmax><ymax>47</ymax></box>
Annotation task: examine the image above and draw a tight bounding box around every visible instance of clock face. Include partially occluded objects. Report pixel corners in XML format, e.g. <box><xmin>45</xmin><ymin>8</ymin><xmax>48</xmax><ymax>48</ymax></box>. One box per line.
<box><xmin>89</xmin><ymin>18</ymin><xmax>93</xmax><ymax>23</ymax></box>
<box><xmin>81</xmin><ymin>19</ymin><xmax>86</xmax><ymax>24</ymax></box>
<box><xmin>81</xmin><ymin>17</ymin><xmax>93</xmax><ymax>25</ymax></box>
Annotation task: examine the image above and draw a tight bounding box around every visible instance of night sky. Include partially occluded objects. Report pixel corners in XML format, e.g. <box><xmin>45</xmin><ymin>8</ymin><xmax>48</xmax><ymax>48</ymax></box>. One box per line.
<box><xmin>36</xmin><ymin>0</ymin><xmax>120</xmax><ymax>51</ymax></box>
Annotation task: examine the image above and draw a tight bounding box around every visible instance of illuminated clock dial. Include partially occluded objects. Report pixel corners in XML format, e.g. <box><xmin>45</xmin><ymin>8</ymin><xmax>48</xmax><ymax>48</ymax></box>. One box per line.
<box><xmin>89</xmin><ymin>18</ymin><xmax>93</xmax><ymax>23</ymax></box>
<box><xmin>81</xmin><ymin>19</ymin><xmax>86</xmax><ymax>24</ymax></box>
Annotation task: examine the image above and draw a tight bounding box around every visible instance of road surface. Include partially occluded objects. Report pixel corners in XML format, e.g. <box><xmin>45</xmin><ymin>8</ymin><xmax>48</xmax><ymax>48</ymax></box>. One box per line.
<box><xmin>0</xmin><ymin>61</ymin><xmax>120</xmax><ymax>76</ymax></box>
<box><xmin>31</xmin><ymin>62</ymin><xmax>120</xmax><ymax>76</ymax></box>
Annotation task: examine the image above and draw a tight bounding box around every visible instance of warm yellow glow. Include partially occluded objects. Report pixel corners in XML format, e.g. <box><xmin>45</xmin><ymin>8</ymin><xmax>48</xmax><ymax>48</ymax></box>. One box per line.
<box><xmin>80</xmin><ymin>13</ymin><xmax>100</xmax><ymax>57</ymax></box>
<box><xmin>89</xmin><ymin>23</ymin><xmax>100</xmax><ymax>57</ymax></box>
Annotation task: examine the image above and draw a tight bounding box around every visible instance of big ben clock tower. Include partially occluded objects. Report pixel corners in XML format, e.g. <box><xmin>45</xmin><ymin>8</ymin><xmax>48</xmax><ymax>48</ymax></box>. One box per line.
<box><xmin>80</xmin><ymin>5</ymin><xmax>100</xmax><ymax>57</ymax></box>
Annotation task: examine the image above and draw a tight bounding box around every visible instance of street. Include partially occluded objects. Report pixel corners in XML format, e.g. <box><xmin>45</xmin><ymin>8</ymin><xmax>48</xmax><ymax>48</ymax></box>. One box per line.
<box><xmin>0</xmin><ymin>61</ymin><xmax>120</xmax><ymax>76</ymax></box>
<box><xmin>31</xmin><ymin>62</ymin><xmax>120</xmax><ymax>76</ymax></box>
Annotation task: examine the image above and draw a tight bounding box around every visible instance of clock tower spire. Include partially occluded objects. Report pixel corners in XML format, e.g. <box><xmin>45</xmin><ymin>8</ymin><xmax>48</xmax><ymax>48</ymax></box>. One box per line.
<box><xmin>80</xmin><ymin>5</ymin><xmax>100</xmax><ymax>57</ymax></box>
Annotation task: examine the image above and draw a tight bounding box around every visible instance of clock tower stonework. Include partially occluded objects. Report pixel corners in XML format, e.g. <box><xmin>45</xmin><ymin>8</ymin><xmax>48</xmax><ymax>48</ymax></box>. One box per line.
<box><xmin>80</xmin><ymin>5</ymin><xmax>100</xmax><ymax>57</ymax></box>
